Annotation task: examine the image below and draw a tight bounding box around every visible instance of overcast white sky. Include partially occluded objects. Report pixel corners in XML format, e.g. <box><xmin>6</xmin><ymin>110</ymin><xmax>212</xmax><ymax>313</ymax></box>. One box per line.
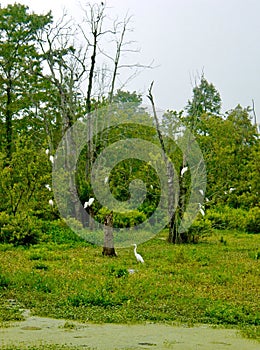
<box><xmin>1</xmin><ymin>0</ymin><xmax>260</xmax><ymax>124</ymax></box>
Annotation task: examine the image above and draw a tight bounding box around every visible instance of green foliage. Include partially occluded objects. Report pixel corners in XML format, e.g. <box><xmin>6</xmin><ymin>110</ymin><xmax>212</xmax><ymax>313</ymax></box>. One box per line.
<box><xmin>0</xmin><ymin>136</ymin><xmax>51</xmax><ymax>217</ymax></box>
<box><xmin>0</xmin><ymin>271</ymin><xmax>9</xmax><ymax>289</ymax></box>
<box><xmin>109</xmin><ymin>266</ymin><xmax>129</xmax><ymax>278</ymax></box>
<box><xmin>0</xmin><ymin>3</ymin><xmax>258</xmax><ymax>249</ymax></box>
<box><xmin>112</xmin><ymin>89</ymin><xmax>142</xmax><ymax>105</ymax></box>
<box><xmin>40</xmin><ymin>220</ymin><xmax>87</xmax><ymax>245</ymax></box>
<box><xmin>0</xmin><ymin>3</ymin><xmax>52</xmax><ymax>157</ymax></box>
<box><xmin>0</xmin><ymin>212</ymin><xmax>40</xmax><ymax>245</ymax></box>
<box><xmin>206</xmin><ymin>206</ymin><xmax>246</xmax><ymax>230</ymax></box>
<box><xmin>185</xmin><ymin>74</ymin><xmax>222</xmax><ymax>132</ymax></box>
<box><xmin>96</xmin><ymin>207</ymin><xmax>146</xmax><ymax>228</ymax></box>
<box><xmin>206</xmin><ymin>206</ymin><xmax>260</xmax><ymax>233</ymax></box>
<box><xmin>205</xmin><ymin>302</ymin><xmax>259</xmax><ymax>325</ymax></box>
<box><xmin>187</xmin><ymin>217</ymin><xmax>213</xmax><ymax>243</ymax></box>
<box><xmin>245</xmin><ymin>207</ymin><xmax>260</xmax><ymax>233</ymax></box>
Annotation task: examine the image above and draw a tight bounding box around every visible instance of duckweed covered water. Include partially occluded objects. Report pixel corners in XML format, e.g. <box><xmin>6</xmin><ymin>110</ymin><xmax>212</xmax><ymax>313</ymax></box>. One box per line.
<box><xmin>0</xmin><ymin>315</ymin><xmax>259</xmax><ymax>350</ymax></box>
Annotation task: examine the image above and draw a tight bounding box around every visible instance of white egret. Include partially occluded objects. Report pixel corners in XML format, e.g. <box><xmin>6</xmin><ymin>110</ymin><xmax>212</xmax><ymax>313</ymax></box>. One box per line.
<box><xmin>49</xmin><ymin>155</ymin><xmax>54</xmax><ymax>164</ymax></box>
<box><xmin>132</xmin><ymin>244</ymin><xmax>144</xmax><ymax>263</ymax></box>
<box><xmin>45</xmin><ymin>149</ymin><xmax>50</xmax><ymax>155</ymax></box>
<box><xmin>181</xmin><ymin>166</ymin><xmax>188</xmax><ymax>177</ymax></box>
<box><xmin>84</xmin><ymin>197</ymin><xmax>95</xmax><ymax>208</ymax></box>
<box><xmin>198</xmin><ymin>203</ymin><xmax>205</xmax><ymax>216</ymax></box>
<box><xmin>49</xmin><ymin>199</ymin><xmax>54</xmax><ymax>206</ymax></box>
<box><xmin>45</xmin><ymin>184</ymin><xmax>51</xmax><ymax>191</ymax></box>
<box><xmin>199</xmin><ymin>189</ymin><xmax>204</xmax><ymax>196</ymax></box>
<box><xmin>104</xmin><ymin>176</ymin><xmax>109</xmax><ymax>184</ymax></box>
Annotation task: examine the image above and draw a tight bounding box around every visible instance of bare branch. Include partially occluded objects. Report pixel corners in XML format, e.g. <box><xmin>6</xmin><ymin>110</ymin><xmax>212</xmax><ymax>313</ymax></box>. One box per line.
<box><xmin>147</xmin><ymin>82</ymin><xmax>166</xmax><ymax>156</ymax></box>
<box><xmin>252</xmin><ymin>99</ymin><xmax>257</xmax><ymax>126</ymax></box>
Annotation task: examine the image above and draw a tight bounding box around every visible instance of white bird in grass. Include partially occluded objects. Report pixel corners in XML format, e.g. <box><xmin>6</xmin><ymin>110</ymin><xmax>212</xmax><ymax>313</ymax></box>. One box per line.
<box><xmin>49</xmin><ymin>155</ymin><xmax>54</xmax><ymax>164</ymax></box>
<box><xmin>45</xmin><ymin>149</ymin><xmax>50</xmax><ymax>155</ymax></box>
<box><xmin>84</xmin><ymin>197</ymin><xmax>95</xmax><ymax>208</ymax></box>
<box><xmin>132</xmin><ymin>244</ymin><xmax>144</xmax><ymax>263</ymax></box>
<box><xmin>49</xmin><ymin>199</ymin><xmax>54</xmax><ymax>206</ymax></box>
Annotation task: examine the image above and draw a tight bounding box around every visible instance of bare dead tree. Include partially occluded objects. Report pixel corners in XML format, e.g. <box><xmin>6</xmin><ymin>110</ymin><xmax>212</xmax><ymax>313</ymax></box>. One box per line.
<box><xmin>107</xmin><ymin>15</ymin><xmax>133</xmax><ymax>102</ymax></box>
<box><xmin>36</xmin><ymin>12</ymin><xmax>89</xmax><ymax>221</ymax></box>
<box><xmin>252</xmin><ymin>99</ymin><xmax>257</xmax><ymax>127</ymax></box>
<box><xmin>36</xmin><ymin>3</ymin><xmax>156</xmax><ymax>252</ymax></box>
<box><xmin>147</xmin><ymin>82</ymin><xmax>180</xmax><ymax>243</ymax></box>
<box><xmin>106</xmin><ymin>15</ymin><xmax>154</xmax><ymax>102</ymax></box>
<box><xmin>37</xmin><ymin>13</ymin><xmax>84</xmax><ymax>136</ymax></box>
<box><xmin>79</xmin><ymin>3</ymin><xmax>112</xmax><ymax>112</ymax></box>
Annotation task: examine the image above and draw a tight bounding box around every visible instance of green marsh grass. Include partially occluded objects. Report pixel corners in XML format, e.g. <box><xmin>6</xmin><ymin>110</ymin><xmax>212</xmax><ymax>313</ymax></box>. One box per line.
<box><xmin>0</xmin><ymin>229</ymin><xmax>259</xmax><ymax>340</ymax></box>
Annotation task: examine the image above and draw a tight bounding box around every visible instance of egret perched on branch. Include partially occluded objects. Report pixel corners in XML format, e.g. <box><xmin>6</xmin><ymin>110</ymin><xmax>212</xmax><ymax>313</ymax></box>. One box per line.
<box><xmin>181</xmin><ymin>166</ymin><xmax>188</xmax><ymax>177</ymax></box>
<box><xmin>198</xmin><ymin>203</ymin><xmax>205</xmax><ymax>216</ymax></box>
<box><xmin>132</xmin><ymin>244</ymin><xmax>144</xmax><ymax>263</ymax></box>
<box><xmin>84</xmin><ymin>198</ymin><xmax>95</xmax><ymax>208</ymax></box>
<box><xmin>45</xmin><ymin>184</ymin><xmax>51</xmax><ymax>191</ymax></box>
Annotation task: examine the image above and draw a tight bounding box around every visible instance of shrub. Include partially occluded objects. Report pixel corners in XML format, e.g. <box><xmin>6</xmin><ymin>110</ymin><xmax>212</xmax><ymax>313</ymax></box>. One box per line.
<box><xmin>206</xmin><ymin>210</ymin><xmax>227</xmax><ymax>230</ymax></box>
<box><xmin>0</xmin><ymin>212</ymin><xmax>40</xmax><ymax>245</ymax></box>
<box><xmin>206</xmin><ymin>206</ymin><xmax>260</xmax><ymax>233</ymax></box>
<box><xmin>96</xmin><ymin>208</ymin><xmax>146</xmax><ymax>228</ymax></box>
<box><xmin>40</xmin><ymin>220</ymin><xmax>86</xmax><ymax>244</ymax></box>
<box><xmin>206</xmin><ymin>206</ymin><xmax>246</xmax><ymax>231</ymax></box>
<box><xmin>245</xmin><ymin>207</ymin><xmax>260</xmax><ymax>233</ymax></box>
<box><xmin>0</xmin><ymin>273</ymin><xmax>9</xmax><ymax>289</ymax></box>
<box><xmin>187</xmin><ymin>217</ymin><xmax>213</xmax><ymax>243</ymax></box>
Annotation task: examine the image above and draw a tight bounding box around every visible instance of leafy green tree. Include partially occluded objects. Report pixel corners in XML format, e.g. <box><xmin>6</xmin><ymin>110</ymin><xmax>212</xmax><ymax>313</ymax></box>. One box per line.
<box><xmin>185</xmin><ymin>74</ymin><xmax>222</xmax><ymax>132</ymax></box>
<box><xmin>198</xmin><ymin>106</ymin><xmax>259</xmax><ymax>209</ymax></box>
<box><xmin>187</xmin><ymin>74</ymin><xmax>221</xmax><ymax>115</ymax></box>
<box><xmin>0</xmin><ymin>135</ymin><xmax>51</xmax><ymax>215</ymax></box>
<box><xmin>0</xmin><ymin>3</ymin><xmax>52</xmax><ymax>159</ymax></box>
<box><xmin>0</xmin><ymin>134</ymin><xmax>54</xmax><ymax>245</ymax></box>
<box><xmin>112</xmin><ymin>90</ymin><xmax>142</xmax><ymax>105</ymax></box>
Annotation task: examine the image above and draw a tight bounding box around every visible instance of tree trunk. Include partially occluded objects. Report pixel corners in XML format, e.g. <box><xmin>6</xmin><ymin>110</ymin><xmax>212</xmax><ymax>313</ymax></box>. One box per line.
<box><xmin>6</xmin><ymin>82</ymin><xmax>13</xmax><ymax>160</ymax></box>
<box><xmin>102</xmin><ymin>211</ymin><xmax>117</xmax><ymax>256</ymax></box>
<box><xmin>147</xmin><ymin>82</ymin><xmax>178</xmax><ymax>243</ymax></box>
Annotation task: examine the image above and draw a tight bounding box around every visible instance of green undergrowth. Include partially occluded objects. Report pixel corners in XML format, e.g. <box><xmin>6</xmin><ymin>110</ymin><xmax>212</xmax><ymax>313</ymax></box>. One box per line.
<box><xmin>0</xmin><ymin>229</ymin><xmax>259</xmax><ymax>341</ymax></box>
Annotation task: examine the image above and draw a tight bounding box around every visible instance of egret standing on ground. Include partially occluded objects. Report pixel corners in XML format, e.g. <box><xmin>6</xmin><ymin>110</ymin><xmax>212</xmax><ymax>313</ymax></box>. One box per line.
<box><xmin>132</xmin><ymin>244</ymin><xmax>144</xmax><ymax>263</ymax></box>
